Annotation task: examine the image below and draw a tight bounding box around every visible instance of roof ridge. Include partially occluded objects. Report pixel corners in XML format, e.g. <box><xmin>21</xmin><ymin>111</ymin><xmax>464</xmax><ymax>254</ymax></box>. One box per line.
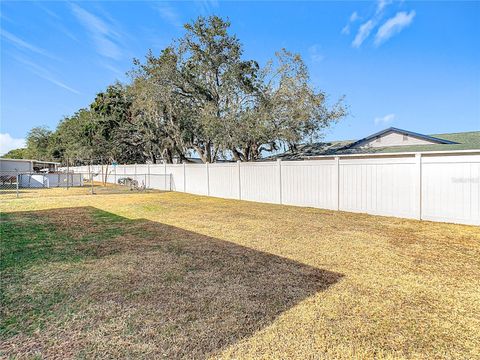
<box><xmin>431</xmin><ymin>130</ymin><xmax>480</xmax><ymax>136</ymax></box>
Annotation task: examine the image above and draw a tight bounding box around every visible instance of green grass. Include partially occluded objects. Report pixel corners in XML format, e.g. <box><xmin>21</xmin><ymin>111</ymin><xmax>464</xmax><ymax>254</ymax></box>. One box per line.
<box><xmin>0</xmin><ymin>208</ymin><xmax>126</xmax><ymax>338</ymax></box>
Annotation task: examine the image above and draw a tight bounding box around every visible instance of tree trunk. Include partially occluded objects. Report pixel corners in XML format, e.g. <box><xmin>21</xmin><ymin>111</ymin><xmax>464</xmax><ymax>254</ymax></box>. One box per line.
<box><xmin>206</xmin><ymin>141</ymin><xmax>212</xmax><ymax>163</ymax></box>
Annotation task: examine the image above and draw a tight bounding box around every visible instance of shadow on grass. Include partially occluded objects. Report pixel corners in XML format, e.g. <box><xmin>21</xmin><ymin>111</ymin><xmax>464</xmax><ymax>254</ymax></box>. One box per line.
<box><xmin>1</xmin><ymin>206</ymin><xmax>343</xmax><ymax>358</ymax></box>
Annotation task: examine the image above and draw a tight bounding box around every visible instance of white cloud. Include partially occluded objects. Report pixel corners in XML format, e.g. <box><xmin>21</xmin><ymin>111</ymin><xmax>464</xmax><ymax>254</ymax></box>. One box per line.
<box><xmin>0</xmin><ymin>133</ymin><xmax>26</xmax><ymax>155</ymax></box>
<box><xmin>375</xmin><ymin>11</ymin><xmax>416</xmax><ymax>46</ymax></box>
<box><xmin>14</xmin><ymin>56</ymin><xmax>80</xmax><ymax>94</ymax></box>
<box><xmin>154</xmin><ymin>3</ymin><xmax>182</xmax><ymax>28</ymax></box>
<box><xmin>374</xmin><ymin>113</ymin><xmax>396</xmax><ymax>125</ymax></box>
<box><xmin>352</xmin><ymin>20</ymin><xmax>375</xmax><ymax>48</ymax></box>
<box><xmin>1</xmin><ymin>30</ymin><xmax>60</xmax><ymax>60</ymax></box>
<box><xmin>308</xmin><ymin>44</ymin><xmax>325</xmax><ymax>63</ymax></box>
<box><xmin>376</xmin><ymin>0</ymin><xmax>392</xmax><ymax>14</ymax></box>
<box><xmin>71</xmin><ymin>4</ymin><xmax>122</xmax><ymax>60</ymax></box>
<box><xmin>341</xmin><ymin>11</ymin><xmax>360</xmax><ymax>35</ymax></box>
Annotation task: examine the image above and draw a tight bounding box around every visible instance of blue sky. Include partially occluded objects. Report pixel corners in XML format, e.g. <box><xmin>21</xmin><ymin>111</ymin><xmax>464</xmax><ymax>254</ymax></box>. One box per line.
<box><xmin>1</xmin><ymin>0</ymin><xmax>479</xmax><ymax>154</ymax></box>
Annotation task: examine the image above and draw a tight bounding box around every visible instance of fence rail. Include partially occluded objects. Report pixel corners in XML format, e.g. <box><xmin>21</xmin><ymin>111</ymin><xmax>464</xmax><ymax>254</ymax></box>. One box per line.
<box><xmin>65</xmin><ymin>151</ymin><xmax>479</xmax><ymax>225</ymax></box>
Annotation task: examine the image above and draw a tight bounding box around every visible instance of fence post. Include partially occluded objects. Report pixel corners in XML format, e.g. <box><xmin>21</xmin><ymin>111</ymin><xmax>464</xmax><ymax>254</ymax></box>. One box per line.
<box><xmin>237</xmin><ymin>160</ymin><xmax>241</xmax><ymax>200</ymax></box>
<box><xmin>206</xmin><ymin>162</ymin><xmax>210</xmax><ymax>196</ymax></box>
<box><xmin>147</xmin><ymin>163</ymin><xmax>150</xmax><ymax>188</ymax></box>
<box><xmin>16</xmin><ymin>174</ymin><xmax>19</xmax><ymax>198</ymax></box>
<box><xmin>134</xmin><ymin>163</ymin><xmax>137</xmax><ymax>183</ymax></box>
<box><xmin>277</xmin><ymin>159</ymin><xmax>282</xmax><ymax>204</ymax></box>
<box><xmin>164</xmin><ymin>162</ymin><xmax>167</xmax><ymax>191</ymax></box>
<box><xmin>335</xmin><ymin>156</ymin><xmax>340</xmax><ymax>211</ymax></box>
<box><xmin>89</xmin><ymin>160</ymin><xmax>94</xmax><ymax>195</ymax></box>
<box><xmin>66</xmin><ymin>158</ymin><xmax>70</xmax><ymax>190</ymax></box>
<box><xmin>183</xmin><ymin>162</ymin><xmax>186</xmax><ymax>192</ymax></box>
<box><xmin>415</xmin><ymin>153</ymin><xmax>422</xmax><ymax>220</ymax></box>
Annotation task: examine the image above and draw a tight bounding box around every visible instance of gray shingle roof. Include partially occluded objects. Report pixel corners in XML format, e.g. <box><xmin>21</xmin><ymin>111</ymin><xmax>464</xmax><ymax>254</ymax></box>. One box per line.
<box><xmin>263</xmin><ymin>129</ymin><xmax>480</xmax><ymax>160</ymax></box>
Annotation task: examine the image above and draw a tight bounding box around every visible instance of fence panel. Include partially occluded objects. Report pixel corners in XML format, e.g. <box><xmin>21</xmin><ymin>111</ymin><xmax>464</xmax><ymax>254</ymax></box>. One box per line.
<box><xmin>339</xmin><ymin>157</ymin><xmax>418</xmax><ymax>218</ymax></box>
<box><xmin>185</xmin><ymin>164</ymin><xmax>208</xmax><ymax>195</ymax></box>
<box><xmin>281</xmin><ymin>160</ymin><xmax>337</xmax><ymax>209</ymax></box>
<box><xmin>240</xmin><ymin>163</ymin><xmax>279</xmax><ymax>204</ymax></box>
<box><xmin>421</xmin><ymin>155</ymin><xmax>480</xmax><ymax>225</ymax></box>
<box><xmin>208</xmin><ymin>163</ymin><xmax>239</xmax><ymax>199</ymax></box>
<box><xmin>149</xmin><ymin>164</ymin><xmax>165</xmax><ymax>174</ymax></box>
<box><xmin>165</xmin><ymin>165</ymin><xmax>185</xmax><ymax>191</ymax></box>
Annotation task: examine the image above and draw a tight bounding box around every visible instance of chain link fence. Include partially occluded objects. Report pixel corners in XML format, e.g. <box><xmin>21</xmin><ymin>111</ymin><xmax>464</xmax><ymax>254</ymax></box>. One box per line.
<box><xmin>0</xmin><ymin>170</ymin><xmax>171</xmax><ymax>199</ymax></box>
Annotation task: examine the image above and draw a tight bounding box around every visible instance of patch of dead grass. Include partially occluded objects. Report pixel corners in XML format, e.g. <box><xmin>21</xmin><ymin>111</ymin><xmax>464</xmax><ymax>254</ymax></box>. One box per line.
<box><xmin>1</xmin><ymin>190</ymin><xmax>479</xmax><ymax>359</ymax></box>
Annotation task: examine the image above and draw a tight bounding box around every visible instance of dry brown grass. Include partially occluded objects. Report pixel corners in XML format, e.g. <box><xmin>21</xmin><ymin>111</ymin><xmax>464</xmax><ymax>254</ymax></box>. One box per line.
<box><xmin>0</xmin><ymin>183</ymin><xmax>162</xmax><ymax>200</ymax></box>
<box><xmin>1</xmin><ymin>189</ymin><xmax>479</xmax><ymax>359</ymax></box>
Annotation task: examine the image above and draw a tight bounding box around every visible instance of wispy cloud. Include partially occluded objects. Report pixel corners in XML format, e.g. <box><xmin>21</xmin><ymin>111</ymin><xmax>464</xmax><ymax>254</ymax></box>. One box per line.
<box><xmin>341</xmin><ymin>11</ymin><xmax>359</xmax><ymax>35</ymax></box>
<box><xmin>154</xmin><ymin>3</ymin><xmax>183</xmax><ymax>28</ymax></box>
<box><xmin>0</xmin><ymin>12</ymin><xmax>16</xmax><ymax>25</ymax></box>
<box><xmin>1</xmin><ymin>30</ymin><xmax>60</xmax><ymax>60</ymax></box>
<box><xmin>352</xmin><ymin>20</ymin><xmax>375</xmax><ymax>48</ymax></box>
<box><xmin>100</xmin><ymin>61</ymin><xmax>126</xmax><ymax>81</ymax></box>
<box><xmin>0</xmin><ymin>133</ymin><xmax>26</xmax><ymax>155</ymax></box>
<box><xmin>374</xmin><ymin>113</ymin><xmax>396</xmax><ymax>125</ymax></box>
<box><xmin>308</xmin><ymin>44</ymin><xmax>325</xmax><ymax>63</ymax></box>
<box><xmin>346</xmin><ymin>1</ymin><xmax>414</xmax><ymax>48</ymax></box>
<box><xmin>375</xmin><ymin>11</ymin><xmax>416</xmax><ymax>46</ymax></box>
<box><xmin>34</xmin><ymin>1</ymin><xmax>60</xmax><ymax>20</ymax></box>
<box><xmin>71</xmin><ymin>3</ymin><xmax>122</xmax><ymax>60</ymax></box>
<box><xmin>194</xmin><ymin>0</ymin><xmax>219</xmax><ymax>15</ymax></box>
<box><xmin>35</xmin><ymin>2</ymin><xmax>78</xmax><ymax>42</ymax></box>
<box><xmin>14</xmin><ymin>56</ymin><xmax>80</xmax><ymax>94</ymax></box>
<box><xmin>376</xmin><ymin>0</ymin><xmax>392</xmax><ymax>15</ymax></box>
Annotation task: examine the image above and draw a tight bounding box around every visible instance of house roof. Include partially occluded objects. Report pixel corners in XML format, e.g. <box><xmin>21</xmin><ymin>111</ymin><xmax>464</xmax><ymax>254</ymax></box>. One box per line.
<box><xmin>0</xmin><ymin>158</ymin><xmax>60</xmax><ymax>165</ymax></box>
<box><xmin>264</xmin><ymin>129</ymin><xmax>480</xmax><ymax>160</ymax></box>
<box><xmin>342</xmin><ymin>127</ymin><xmax>457</xmax><ymax>150</ymax></box>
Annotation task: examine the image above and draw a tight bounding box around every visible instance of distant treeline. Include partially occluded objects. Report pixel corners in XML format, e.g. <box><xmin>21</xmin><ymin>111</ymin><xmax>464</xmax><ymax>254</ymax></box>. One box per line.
<box><xmin>4</xmin><ymin>16</ymin><xmax>346</xmax><ymax>164</ymax></box>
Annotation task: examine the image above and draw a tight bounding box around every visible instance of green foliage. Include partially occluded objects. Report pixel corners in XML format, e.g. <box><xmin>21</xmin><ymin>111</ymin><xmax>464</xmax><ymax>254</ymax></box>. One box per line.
<box><xmin>25</xmin><ymin>126</ymin><xmax>53</xmax><ymax>160</ymax></box>
<box><xmin>19</xmin><ymin>15</ymin><xmax>346</xmax><ymax>164</ymax></box>
<box><xmin>1</xmin><ymin>148</ymin><xmax>28</xmax><ymax>159</ymax></box>
<box><xmin>129</xmin><ymin>15</ymin><xmax>346</xmax><ymax>162</ymax></box>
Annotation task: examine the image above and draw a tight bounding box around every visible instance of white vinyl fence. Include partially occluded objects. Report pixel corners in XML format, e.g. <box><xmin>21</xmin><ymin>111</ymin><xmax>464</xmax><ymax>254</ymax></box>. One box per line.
<box><xmin>69</xmin><ymin>150</ymin><xmax>480</xmax><ymax>226</ymax></box>
<box><xmin>18</xmin><ymin>173</ymin><xmax>83</xmax><ymax>188</ymax></box>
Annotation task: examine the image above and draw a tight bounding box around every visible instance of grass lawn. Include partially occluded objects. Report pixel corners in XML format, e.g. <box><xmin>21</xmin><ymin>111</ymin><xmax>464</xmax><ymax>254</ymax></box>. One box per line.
<box><xmin>1</xmin><ymin>190</ymin><xmax>479</xmax><ymax>359</ymax></box>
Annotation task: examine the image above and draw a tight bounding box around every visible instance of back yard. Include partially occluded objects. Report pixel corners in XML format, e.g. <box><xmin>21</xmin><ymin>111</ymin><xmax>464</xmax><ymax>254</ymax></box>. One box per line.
<box><xmin>1</xmin><ymin>190</ymin><xmax>479</xmax><ymax>359</ymax></box>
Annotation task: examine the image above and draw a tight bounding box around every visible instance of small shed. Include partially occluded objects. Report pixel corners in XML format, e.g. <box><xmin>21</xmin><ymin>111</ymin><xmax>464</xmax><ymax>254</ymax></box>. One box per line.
<box><xmin>0</xmin><ymin>158</ymin><xmax>59</xmax><ymax>173</ymax></box>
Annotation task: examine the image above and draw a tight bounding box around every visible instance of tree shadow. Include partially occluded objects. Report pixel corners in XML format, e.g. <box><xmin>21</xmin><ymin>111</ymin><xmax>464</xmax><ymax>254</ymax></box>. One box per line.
<box><xmin>1</xmin><ymin>207</ymin><xmax>343</xmax><ymax>358</ymax></box>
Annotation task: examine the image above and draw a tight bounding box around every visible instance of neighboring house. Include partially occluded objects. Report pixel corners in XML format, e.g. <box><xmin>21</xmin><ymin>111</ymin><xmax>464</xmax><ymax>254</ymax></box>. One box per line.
<box><xmin>0</xmin><ymin>158</ymin><xmax>59</xmax><ymax>173</ymax></box>
<box><xmin>266</xmin><ymin>127</ymin><xmax>480</xmax><ymax>160</ymax></box>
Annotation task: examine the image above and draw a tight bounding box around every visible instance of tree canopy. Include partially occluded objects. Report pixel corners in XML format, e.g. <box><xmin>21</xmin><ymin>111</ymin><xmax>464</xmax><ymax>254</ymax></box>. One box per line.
<box><xmin>7</xmin><ymin>16</ymin><xmax>346</xmax><ymax>164</ymax></box>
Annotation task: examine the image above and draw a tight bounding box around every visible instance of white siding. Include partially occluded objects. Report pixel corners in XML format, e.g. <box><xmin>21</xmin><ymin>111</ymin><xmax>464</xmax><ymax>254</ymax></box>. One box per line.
<box><xmin>0</xmin><ymin>159</ymin><xmax>32</xmax><ymax>173</ymax></box>
<box><xmin>358</xmin><ymin>131</ymin><xmax>438</xmax><ymax>148</ymax></box>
